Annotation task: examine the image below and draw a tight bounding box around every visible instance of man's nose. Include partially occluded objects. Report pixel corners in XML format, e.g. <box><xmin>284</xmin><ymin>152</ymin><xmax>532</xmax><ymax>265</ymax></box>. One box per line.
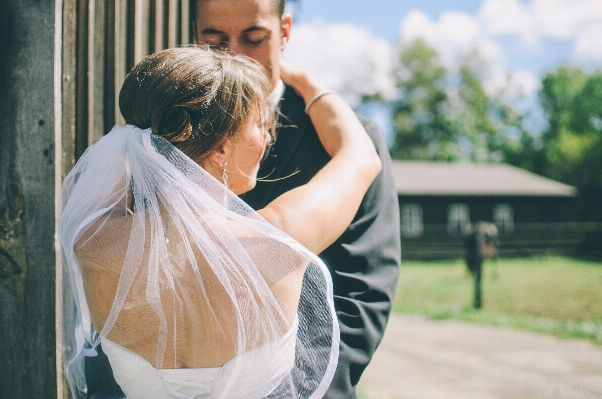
<box><xmin>226</xmin><ymin>40</ymin><xmax>241</xmax><ymax>55</ymax></box>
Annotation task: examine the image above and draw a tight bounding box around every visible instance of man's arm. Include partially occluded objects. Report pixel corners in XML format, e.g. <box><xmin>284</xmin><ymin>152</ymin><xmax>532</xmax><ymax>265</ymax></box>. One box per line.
<box><xmin>321</xmin><ymin>115</ymin><xmax>401</xmax><ymax>398</ymax></box>
<box><xmin>244</xmin><ymin>87</ymin><xmax>401</xmax><ymax>398</ymax></box>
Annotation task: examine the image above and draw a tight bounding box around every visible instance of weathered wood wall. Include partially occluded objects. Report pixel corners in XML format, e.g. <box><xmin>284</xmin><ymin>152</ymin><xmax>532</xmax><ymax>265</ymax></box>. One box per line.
<box><xmin>0</xmin><ymin>1</ymin><xmax>59</xmax><ymax>397</ymax></box>
<box><xmin>63</xmin><ymin>0</ymin><xmax>193</xmax><ymax>161</ymax></box>
<box><xmin>1</xmin><ymin>0</ymin><xmax>193</xmax><ymax>397</ymax></box>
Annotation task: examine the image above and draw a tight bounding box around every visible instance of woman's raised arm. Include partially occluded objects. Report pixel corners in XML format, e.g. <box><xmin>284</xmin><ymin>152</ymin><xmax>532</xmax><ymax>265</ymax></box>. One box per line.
<box><xmin>257</xmin><ymin>62</ymin><xmax>382</xmax><ymax>254</ymax></box>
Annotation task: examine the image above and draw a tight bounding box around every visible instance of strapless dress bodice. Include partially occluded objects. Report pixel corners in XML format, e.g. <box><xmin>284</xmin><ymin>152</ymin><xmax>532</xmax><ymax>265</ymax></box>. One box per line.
<box><xmin>101</xmin><ymin>317</ymin><xmax>298</xmax><ymax>399</ymax></box>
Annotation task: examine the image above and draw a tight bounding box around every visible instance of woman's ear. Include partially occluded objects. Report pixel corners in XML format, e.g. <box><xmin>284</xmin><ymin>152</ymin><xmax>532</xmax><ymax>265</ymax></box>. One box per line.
<box><xmin>203</xmin><ymin>142</ymin><xmax>230</xmax><ymax>173</ymax></box>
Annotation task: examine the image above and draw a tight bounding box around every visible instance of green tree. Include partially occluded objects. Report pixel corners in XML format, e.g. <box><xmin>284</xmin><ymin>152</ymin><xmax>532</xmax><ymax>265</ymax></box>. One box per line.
<box><xmin>452</xmin><ymin>50</ymin><xmax>529</xmax><ymax>163</ymax></box>
<box><xmin>539</xmin><ymin>67</ymin><xmax>589</xmax><ymax>181</ymax></box>
<box><xmin>539</xmin><ymin>67</ymin><xmax>602</xmax><ymax>221</ymax></box>
<box><xmin>389</xmin><ymin>39</ymin><xmax>458</xmax><ymax>160</ymax></box>
<box><xmin>390</xmin><ymin>39</ymin><xmax>532</xmax><ymax>163</ymax></box>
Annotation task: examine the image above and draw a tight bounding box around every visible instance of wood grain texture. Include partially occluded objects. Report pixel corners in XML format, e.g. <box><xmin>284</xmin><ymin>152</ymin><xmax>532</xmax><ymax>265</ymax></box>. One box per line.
<box><xmin>0</xmin><ymin>1</ymin><xmax>58</xmax><ymax>397</ymax></box>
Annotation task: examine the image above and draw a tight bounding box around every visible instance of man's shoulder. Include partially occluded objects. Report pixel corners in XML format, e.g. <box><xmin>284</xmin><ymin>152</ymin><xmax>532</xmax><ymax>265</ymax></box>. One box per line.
<box><xmin>355</xmin><ymin>113</ymin><xmax>388</xmax><ymax>151</ymax></box>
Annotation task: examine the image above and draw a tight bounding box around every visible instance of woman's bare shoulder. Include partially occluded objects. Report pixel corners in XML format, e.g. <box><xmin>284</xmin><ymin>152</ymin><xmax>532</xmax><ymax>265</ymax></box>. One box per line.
<box><xmin>74</xmin><ymin>209</ymin><xmax>133</xmax><ymax>267</ymax></box>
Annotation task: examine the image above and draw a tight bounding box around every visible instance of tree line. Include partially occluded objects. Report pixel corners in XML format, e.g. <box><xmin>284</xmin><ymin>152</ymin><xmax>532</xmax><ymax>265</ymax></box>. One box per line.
<box><xmin>384</xmin><ymin>39</ymin><xmax>602</xmax><ymax>222</ymax></box>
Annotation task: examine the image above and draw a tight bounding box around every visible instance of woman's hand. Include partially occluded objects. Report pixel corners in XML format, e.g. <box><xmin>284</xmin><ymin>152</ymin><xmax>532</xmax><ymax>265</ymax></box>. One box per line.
<box><xmin>279</xmin><ymin>60</ymin><xmax>328</xmax><ymax>106</ymax></box>
<box><xmin>258</xmin><ymin>61</ymin><xmax>382</xmax><ymax>254</ymax></box>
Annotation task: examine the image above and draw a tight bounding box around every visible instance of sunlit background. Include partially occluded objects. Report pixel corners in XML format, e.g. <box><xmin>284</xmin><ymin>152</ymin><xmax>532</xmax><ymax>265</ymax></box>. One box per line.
<box><xmin>283</xmin><ymin>0</ymin><xmax>602</xmax><ymax>143</ymax></box>
<box><xmin>282</xmin><ymin>0</ymin><xmax>602</xmax><ymax>228</ymax></box>
<box><xmin>278</xmin><ymin>4</ymin><xmax>602</xmax><ymax>397</ymax></box>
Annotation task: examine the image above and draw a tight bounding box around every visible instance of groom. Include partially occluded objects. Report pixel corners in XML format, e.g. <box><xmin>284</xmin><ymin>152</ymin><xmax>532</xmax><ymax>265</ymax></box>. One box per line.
<box><xmin>193</xmin><ymin>1</ymin><xmax>400</xmax><ymax>398</ymax></box>
<box><xmin>86</xmin><ymin>1</ymin><xmax>400</xmax><ymax>398</ymax></box>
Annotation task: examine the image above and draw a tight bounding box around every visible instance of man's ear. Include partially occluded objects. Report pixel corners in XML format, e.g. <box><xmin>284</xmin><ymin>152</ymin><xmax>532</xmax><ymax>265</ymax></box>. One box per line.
<box><xmin>280</xmin><ymin>13</ymin><xmax>292</xmax><ymax>51</ymax></box>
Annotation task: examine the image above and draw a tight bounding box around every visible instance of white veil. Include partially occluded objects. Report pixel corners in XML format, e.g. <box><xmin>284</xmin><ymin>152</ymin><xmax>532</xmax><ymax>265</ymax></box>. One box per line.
<box><xmin>58</xmin><ymin>125</ymin><xmax>339</xmax><ymax>398</ymax></box>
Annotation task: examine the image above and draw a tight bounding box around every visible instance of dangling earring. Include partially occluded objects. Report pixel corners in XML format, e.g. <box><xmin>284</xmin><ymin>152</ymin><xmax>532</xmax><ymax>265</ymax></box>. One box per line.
<box><xmin>221</xmin><ymin>162</ymin><xmax>228</xmax><ymax>188</ymax></box>
<box><xmin>222</xmin><ymin>162</ymin><xmax>229</xmax><ymax>207</ymax></box>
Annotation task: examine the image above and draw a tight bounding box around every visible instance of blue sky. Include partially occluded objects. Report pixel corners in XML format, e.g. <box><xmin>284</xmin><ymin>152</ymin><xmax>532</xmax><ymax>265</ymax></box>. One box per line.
<box><xmin>288</xmin><ymin>0</ymin><xmax>602</xmax><ymax>76</ymax></box>
<box><xmin>297</xmin><ymin>0</ymin><xmax>484</xmax><ymax>42</ymax></box>
<box><xmin>282</xmin><ymin>0</ymin><xmax>602</xmax><ymax>141</ymax></box>
<box><xmin>300</xmin><ymin>0</ymin><xmax>570</xmax><ymax>72</ymax></box>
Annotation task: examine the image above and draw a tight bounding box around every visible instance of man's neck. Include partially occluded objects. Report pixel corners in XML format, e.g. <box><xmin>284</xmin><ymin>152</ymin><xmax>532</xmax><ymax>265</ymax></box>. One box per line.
<box><xmin>269</xmin><ymin>79</ymin><xmax>286</xmax><ymax>110</ymax></box>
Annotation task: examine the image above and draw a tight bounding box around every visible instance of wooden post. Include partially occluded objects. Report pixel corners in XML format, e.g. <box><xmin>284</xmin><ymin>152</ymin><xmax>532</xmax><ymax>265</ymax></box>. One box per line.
<box><xmin>0</xmin><ymin>0</ymin><xmax>60</xmax><ymax>397</ymax></box>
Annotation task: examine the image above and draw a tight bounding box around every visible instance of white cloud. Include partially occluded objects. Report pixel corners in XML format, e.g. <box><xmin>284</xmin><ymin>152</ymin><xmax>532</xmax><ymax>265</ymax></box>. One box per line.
<box><xmin>479</xmin><ymin>0</ymin><xmax>602</xmax><ymax>62</ymax></box>
<box><xmin>398</xmin><ymin>9</ymin><xmax>544</xmax><ymax>97</ymax></box>
<box><xmin>283</xmin><ymin>22</ymin><xmax>395</xmax><ymax>107</ymax></box>
<box><xmin>574</xmin><ymin>24</ymin><xmax>602</xmax><ymax>63</ymax></box>
<box><xmin>532</xmin><ymin>0</ymin><xmax>602</xmax><ymax>40</ymax></box>
<box><xmin>399</xmin><ymin>10</ymin><xmax>503</xmax><ymax>70</ymax></box>
<box><xmin>479</xmin><ymin>0</ymin><xmax>536</xmax><ymax>45</ymax></box>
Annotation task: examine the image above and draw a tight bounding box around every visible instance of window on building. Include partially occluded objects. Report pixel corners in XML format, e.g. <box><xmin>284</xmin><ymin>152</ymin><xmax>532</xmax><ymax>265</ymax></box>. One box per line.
<box><xmin>493</xmin><ymin>204</ymin><xmax>514</xmax><ymax>233</ymax></box>
<box><xmin>448</xmin><ymin>204</ymin><xmax>470</xmax><ymax>235</ymax></box>
<box><xmin>401</xmin><ymin>204</ymin><xmax>423</xmax><ymax>238</ymax></box>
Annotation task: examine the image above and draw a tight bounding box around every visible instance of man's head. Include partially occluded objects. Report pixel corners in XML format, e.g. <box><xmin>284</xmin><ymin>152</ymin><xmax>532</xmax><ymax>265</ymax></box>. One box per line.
<box><xmin>192</xmin><ymin>0</ymin><xmax>286</xmax><ymax>19</ymax></box>
<box><xmin>192</xmin><ymin>0</ymin><xmax>292</xmax><ymax>88</ymax></box>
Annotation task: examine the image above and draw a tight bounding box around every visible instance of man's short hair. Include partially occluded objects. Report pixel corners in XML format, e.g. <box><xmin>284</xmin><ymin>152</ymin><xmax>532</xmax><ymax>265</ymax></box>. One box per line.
<box><xmin>192</xmin><ymin>0</ymin><xmax>286</xmax><ymax>20</ymax></box>
<box><xmin>274</xmin><ymin>0</ymin><xmax>286</xmax><ymax>17</ymax></box>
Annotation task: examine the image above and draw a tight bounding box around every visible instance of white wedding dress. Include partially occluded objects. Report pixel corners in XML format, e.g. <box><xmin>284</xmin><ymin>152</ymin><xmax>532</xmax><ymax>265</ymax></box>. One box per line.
<box><xmin>102</xmin><ymin>317</ymin><xmax>298</xmax><ymax>399</ymax></box>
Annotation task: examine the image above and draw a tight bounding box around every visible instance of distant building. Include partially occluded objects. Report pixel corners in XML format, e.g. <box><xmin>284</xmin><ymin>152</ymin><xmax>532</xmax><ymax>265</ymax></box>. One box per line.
<box><xmin>392</xmin><ymin>161</ymin><xmax>579</xmax><ymax>259</ymax></box>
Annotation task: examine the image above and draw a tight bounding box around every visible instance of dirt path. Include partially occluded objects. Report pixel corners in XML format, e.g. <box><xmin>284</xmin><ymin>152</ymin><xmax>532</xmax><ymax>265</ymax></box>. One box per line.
<box><xmin>358</xmin><ymin>314</ymin><xmax>602</xmax><ymax>399</ymax></box>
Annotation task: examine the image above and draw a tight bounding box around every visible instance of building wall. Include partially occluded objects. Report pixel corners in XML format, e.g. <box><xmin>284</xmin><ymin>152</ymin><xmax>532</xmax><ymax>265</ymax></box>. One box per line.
<box><xmin>399</xmin><ymin>195</ymin><xmax>581</xmax><ymax>260</ymax></box>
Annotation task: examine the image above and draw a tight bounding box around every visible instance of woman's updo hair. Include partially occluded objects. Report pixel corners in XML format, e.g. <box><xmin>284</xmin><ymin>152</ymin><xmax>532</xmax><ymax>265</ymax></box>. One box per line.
<box><xmin>119</xmin><ymin>46</ymin><xmax>275</xmax><ymax>163</ymax></box>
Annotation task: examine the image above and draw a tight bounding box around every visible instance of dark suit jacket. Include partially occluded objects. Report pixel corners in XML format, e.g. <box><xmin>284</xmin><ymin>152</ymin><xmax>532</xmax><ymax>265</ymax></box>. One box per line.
<box><xmin>84</xmin><ymin>86</ymin><xmax>400</xmax><ymax>399</ymax></box>
<box><xmin>243</xmin><ymin>86</ymin><xmax>401</xmax><ymax>399</ymax></box>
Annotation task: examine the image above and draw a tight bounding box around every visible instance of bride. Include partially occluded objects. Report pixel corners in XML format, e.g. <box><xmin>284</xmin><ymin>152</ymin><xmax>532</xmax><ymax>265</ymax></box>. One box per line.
<box><xmin>59</xmin><ymin>46</ymin><xmax>380</xmax><ymax>399</ymax></box>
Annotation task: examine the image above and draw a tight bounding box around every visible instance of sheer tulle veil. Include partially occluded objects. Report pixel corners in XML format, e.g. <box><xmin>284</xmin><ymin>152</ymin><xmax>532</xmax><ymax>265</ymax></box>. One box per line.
<box><xmin>58</xmin><ymin>125</ymin><xmax>339</xmax><ymax>398</ymax></box>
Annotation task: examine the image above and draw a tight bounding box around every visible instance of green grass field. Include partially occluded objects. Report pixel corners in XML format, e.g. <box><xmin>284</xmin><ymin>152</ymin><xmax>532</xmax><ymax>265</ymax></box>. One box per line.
<box><xmin>393</xmin><ymin>257</ymin><xmax>602</xmax><ymax>344</ymax></box>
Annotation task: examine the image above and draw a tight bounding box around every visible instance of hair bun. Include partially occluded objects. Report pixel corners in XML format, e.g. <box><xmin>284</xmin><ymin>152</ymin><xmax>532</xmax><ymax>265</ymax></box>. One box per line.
<box><xmin>158</xmin><ymin>107</ymin><xmax>193</xmax><ymax>143</ymax></box>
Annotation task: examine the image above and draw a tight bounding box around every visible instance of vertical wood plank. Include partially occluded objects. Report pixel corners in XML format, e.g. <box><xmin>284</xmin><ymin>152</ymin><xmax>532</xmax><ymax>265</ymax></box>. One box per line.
<box><xmin>114</xmin><ymin>0</ymin><xmax>127</xmax><ymax>125</ymax></box>
<box><xmin>57</xmin><ymin>1</ymin><xmax>76</xmax><ymax>397</ymax></box>
<box><xmin>180</xmin><ymin>0</ymin><xmax>190</xmax><ymax>45</ymax></box>
<box><xmin>104</xmin><ymin>0</ymin><xmax>117</xmax><ymax>131</ymax></box>
<box><xmin>61</xmin><ymin>0</ymin><xmax>77</xmax><ymax>173</ymax></box>
<box><xmin>88</xmin><ymin>0</ymin><xmax>106</xmax><ymax>144</ymax></box>
<box><xmin>0</xmin><ymin>0</ymin><xmax>58</xmax><ymax>397</ymax></box>
<box><xmin>168</xmin><ymin>0</ymin><xmax>178</xmax><ymax>48</ymax></box>
<box><xmin>54</xmin><ymin>0</ymin><xmax>66</xmax><ymax>397</ymax></box>
<box><xmin>153</xmin><ymin>1</ymin><xmax>164</xmax><ymax>52</ymax></box>
<box><xmin>134</xmin><ymin>0</ymin><xmax>149</xmax><ymax>64</ymax></box>
<box><xmin>75</xmin><ymin>0</ymin><xmax>89</xmax><ymax>159</ymax></box>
